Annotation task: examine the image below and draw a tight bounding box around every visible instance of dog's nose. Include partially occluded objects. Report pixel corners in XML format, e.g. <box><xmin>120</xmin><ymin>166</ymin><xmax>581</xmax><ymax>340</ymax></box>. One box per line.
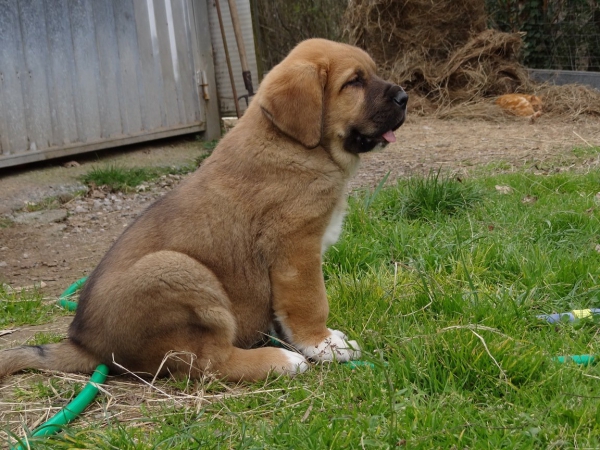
<box><xmin>393</xmin><ymin>89</ymin><xmax>408</xmax><ymax>109</ymax></box>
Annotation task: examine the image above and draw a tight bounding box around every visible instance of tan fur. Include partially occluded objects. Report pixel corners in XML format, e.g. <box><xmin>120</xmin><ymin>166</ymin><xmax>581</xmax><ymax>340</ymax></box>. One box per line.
<box><xmin>0</xmin><ymin>39</ymin><xmax>407</xmax><ymax>382</ymax></box>
<box><xmin>496</xmin><ymin>94</ymin><xmax>543</xmax><ymax>122</ymax></box>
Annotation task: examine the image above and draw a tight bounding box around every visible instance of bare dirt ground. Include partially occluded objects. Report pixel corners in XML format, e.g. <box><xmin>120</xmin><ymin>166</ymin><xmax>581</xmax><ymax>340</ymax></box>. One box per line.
<box><xmin>0</xmin><ymin>114</ymin><xmax>599</xmax><ymax>437</ymax></box>
<box><xmin>1</xmin><ymin>115</ymin><xmax>599</xmax><ymax>304</ymax></box>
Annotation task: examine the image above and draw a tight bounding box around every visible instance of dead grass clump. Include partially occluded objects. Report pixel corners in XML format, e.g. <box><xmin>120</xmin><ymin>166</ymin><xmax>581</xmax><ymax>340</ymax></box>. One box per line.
<box><xmin>344</xmin><ymin>0</ymin><xmax>599</xmax><ymax>119</ymax></box>
<box><xmin>438</xmin><ymin>30</ymin><xmax>533</xmax><ymax>101</ymax></box>
<box><xmin>406</xmin><ymin>94</ymin><xmax>437</xmax><ymax>116</ymax></box>
<box><xmin>344</xmin><ymin>0</ymin><xmax>533</xmax><ymax>105</ymax></box>
<box><xmin>538</xmin><ymin>83</ymin><xmax>600</xmax><ymax>118</ymax></box>
<box><xmin>1</xmin><ymin>368</ymin><xmax>292</xmax><ymax>444</ymax></box>
<box><xmin>344</xmin><ymin>0</ymin><xmax>487</xmax><ymax>66</ymax></box>
<box><xmin>435</xmin><ymin>100</ymin><xmax>514</xmax><ymax>122</ymax></box>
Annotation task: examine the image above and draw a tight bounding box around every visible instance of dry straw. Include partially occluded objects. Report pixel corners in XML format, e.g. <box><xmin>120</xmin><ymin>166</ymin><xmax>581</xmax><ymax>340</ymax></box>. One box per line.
<box><xmin>344</xmin><ymin>0</ymin><xmax>600</xmax><ymax>119</ymax></box>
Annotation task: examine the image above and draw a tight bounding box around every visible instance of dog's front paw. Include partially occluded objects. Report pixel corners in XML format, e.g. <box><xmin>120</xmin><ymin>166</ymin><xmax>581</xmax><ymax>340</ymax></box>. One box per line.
<box><xmin>274</xmin><ymin>349</ymin><xmax>310</xmax><ymax>376</ymax></box>
<box><xmin>301</xmin><ymin>329</ymin><xmax>361</xmax><ymax>363</ymax></box>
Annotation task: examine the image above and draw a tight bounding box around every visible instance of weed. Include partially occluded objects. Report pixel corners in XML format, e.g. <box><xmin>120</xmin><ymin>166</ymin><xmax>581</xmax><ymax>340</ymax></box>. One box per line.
<box><xmin>80</xmin><ymin>165</ymin><xmax>158</xmax><ymax>191</ymax></box>
<box><xmin>201</xmin><ymin>139</ymin><xmax>219</xmax><ymax>151</ymax></box>
<box><xmin>572</xmin><ymin>146</ymin><xmax>600</xmax><ymax>158</ymax></box>
<box><xmin>194</xmin><ymin>151</ymin><xmax>212</xmax><ymax>167</ymax></box>
<box><xmin>29</xmin><ymin>332</ymin><xmax>66</xmax><ymax>346</ymax></box>
<box><xmin>14</xmin><ymin>381</ymin><xmax>58</xmax><ymax>402</ymax></box>
<box><xmin>0</xmin><ymin>284</ymin><xmax>68</xmax><ymax>327</ymax></box>
<box><xmin>21</xmin><ymin>191</ymin><xmax>86</xmax><ymax>212</ymax></box>
<box><xmin>14</xmin><ymin>378</ymin><xmax>82</xmax><ymax>403</ymax></box>
<box><xmin>193</xmin><ymin>139</ymin><xmax>219</xmax><ymax>166</ymax></box>
<box><xmin>0</xmin><ymin>217</ymin><xmax>14</xmax><ymax>228</ymax></box>
<box><xmin>399</xmin><ymin>169</ymin><xmax>482</xmax><ymax>220</ymax></box>
<box><xmin>23</xmin><ymin>196</ymin><xmax>61</xmax><ymax>212</ymax></box>
<box><xmin>79</xmin><ymin>164</ymin><xmax>193</xmax><ymax>192</ymax></box>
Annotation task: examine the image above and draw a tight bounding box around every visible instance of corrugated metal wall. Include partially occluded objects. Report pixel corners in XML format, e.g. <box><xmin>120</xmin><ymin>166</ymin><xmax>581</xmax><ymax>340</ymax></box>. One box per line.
<box><xmin>208</xmin><ymin>0</ymin><xmax>259</xmax><ymax>116</ymax></box>
<box><xmin>0</xmin><ymin>0</ymin><xmax>220</xmax><ymax>168</ymax></box>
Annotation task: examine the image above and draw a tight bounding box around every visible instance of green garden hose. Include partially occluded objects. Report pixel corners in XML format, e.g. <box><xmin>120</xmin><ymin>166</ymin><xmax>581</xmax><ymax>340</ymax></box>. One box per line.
<box><xmin>555</xmin><ymin>355</ymin><xmax>596</xmax><ymax>366</ymax></box>
<box><xmin>57</xmin><ymin>276</ymin><xmax>88</xmax><ymax>312</ymax></box>
<box><xmin>11</xmin><ymin>277</ymin><xmax>108</xmax><ymax>450</ymax></box>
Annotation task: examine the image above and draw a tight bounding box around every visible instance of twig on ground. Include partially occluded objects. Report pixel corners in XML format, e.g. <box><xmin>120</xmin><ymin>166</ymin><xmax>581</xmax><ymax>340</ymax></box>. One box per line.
<box><xmin>572</xmin><ymin>131</ymin><xmax>595</xmax><ymax>148</ymax></box>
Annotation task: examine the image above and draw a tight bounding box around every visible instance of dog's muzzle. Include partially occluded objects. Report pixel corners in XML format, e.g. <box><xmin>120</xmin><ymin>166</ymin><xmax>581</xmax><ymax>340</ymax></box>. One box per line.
<box><xmin>393</xmin><ymin>89</ymin><xmax>408</xmax><ymax>110</ymax></box>
<box><xmin>344</xmin><ymin>84</ymin><xmax>408</xmax><ymax>154</ymax></box>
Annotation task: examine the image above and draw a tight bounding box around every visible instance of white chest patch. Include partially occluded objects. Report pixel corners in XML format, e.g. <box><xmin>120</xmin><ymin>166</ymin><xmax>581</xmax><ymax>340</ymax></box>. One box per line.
<box><xmin>321</xmin><ymin>201</ymin><xmax>346</xmax><ymax>254</ymax></box>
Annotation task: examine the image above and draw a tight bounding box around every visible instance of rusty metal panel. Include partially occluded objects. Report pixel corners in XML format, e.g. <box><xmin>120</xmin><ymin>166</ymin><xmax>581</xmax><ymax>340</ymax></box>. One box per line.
<box><xmin>208</xmin><ymin>0</ymin><xmax>259</xmax><ymax>116</ymax></box>
<box><xmin>0</xmin><ymin>0</ymin><xmax>217</xmax><ymax>169</ymax></box>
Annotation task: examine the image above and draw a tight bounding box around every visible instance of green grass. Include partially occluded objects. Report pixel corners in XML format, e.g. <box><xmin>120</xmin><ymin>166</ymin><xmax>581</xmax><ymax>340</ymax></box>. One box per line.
<box><xmin>13</xmin><ymin>377</ymin><xmax>82</xmax><ymax>403</ymax></box>
<box><xmin>23</xmin><ymin>196</ymin><xmax>61</xmax><ymax>212</ymax></box>
<box><xmin>79</xmin><ymin>138</ymin><xmax>220</xmax><ymax>191</ymax></box>
<box><xmin>0</xmin><ymin>217</ymin><xmax>13</xmax><ymax>228</ymax></box>
<box><xmin>0</xmin><ymin>284</ymin><xmax>68</xmax><ymax>327</ymax></box>
<box><xmin>79</xmin><ymin>164</ymin><xmax>195</xmax><ymax>192</ymax></box>
<box><xmin>393</xmin><ymin>169</ymin><xmax>482</xmax><ymax>220</ymax></box>
<box><xmin>193</xmin><ymin>138</ymin><xmax>218</xmax><ymax>166</ymax></box>
<box><xmin>22</xmin><ymin>191</ymin><xmax>87</xmax><ymax>212</ymax></box>
<box><xmin>29</xmin><ymin>332</ymin><xmax>66</xmax><ymax>346</ymax></box>
<box><xmin>194</xmin><ymin>152</ymin><xmax>213</xmax><ymax>167</ymax></box>
<box><xmin>3</xmin><ymin>168</ymin><xmax>600</xmax><ymax>449</ymax></box>
<box><xmin>199</xmin><ymin>138</ymin><xmax>219</xmax><ymax>151</ymax></box>
<box><xmin>572</xmin><ymin>146</ymin><xmax>600</xmax><ymax>158</ymax></box>
<box><xmin>79</xmin><ymin>140</ymin><xmax>218</xmax><ymax>191</ymax></box>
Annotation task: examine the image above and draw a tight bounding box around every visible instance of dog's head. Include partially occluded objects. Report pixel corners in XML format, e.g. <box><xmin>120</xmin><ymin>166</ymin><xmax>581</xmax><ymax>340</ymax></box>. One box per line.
<box><xmin>258</xmin><ymin>39</ymin><xmax>407</xmax><ymax>153</ymax></box>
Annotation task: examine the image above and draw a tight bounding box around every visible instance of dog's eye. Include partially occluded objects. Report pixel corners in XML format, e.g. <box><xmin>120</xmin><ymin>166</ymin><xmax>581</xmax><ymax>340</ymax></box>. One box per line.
<box><xmin>343</xmin><ymin>77</ymin><xmax>363</xmax><ymax>89</ymax></box>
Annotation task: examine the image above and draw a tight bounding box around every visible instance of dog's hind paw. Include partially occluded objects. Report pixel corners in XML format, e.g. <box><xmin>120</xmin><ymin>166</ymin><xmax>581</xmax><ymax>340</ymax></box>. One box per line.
<box><xmin>301</xmin><ymin>329</ymin><xmax>361</xmax><ymax>363</ymax></box>
<box><xmin>276</xmin><ymin>349</ymin><xmax>310</xmax><ymax>376</ymax></box>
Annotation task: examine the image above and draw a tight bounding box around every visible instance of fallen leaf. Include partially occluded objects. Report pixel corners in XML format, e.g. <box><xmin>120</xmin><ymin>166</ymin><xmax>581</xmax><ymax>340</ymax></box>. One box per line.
<box><xmin>495</xmin><ymin>185</ymin><xmax>513</xmax><ymax>194</ymax></box>
<box><xmin>522</xmin><ymin>195</ymin><xmax>538</xmax><ymax>204</ymax></box>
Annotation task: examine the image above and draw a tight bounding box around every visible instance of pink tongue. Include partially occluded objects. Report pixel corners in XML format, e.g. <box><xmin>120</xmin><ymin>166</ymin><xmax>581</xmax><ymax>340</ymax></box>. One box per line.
<box><xmin>382</xmin><ymin>130</ymin><xmax>396</xmax><ymax>143</ymax></box>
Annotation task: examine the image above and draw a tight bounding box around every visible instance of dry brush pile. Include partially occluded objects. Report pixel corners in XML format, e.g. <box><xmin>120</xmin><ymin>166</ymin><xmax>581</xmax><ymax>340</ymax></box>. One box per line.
<box><xmin>343</xmin><ymin>0</ymin><xmax>600</xmax><ymax>119</ymax></box>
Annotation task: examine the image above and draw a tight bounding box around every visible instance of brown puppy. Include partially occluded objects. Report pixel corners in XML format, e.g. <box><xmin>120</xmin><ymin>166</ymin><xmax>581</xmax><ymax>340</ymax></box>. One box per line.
<box><xmin>0</xmin><ymin>39</ymin><xmax>407</xmax><ymax>382</ymax></box>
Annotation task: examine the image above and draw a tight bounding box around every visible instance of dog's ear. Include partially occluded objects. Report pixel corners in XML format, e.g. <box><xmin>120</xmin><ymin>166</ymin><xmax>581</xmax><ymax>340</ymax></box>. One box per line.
<box><xmin>258</xmin><ymin>62</ymin><xmax>326</xmax><ymax>149</ymax></box>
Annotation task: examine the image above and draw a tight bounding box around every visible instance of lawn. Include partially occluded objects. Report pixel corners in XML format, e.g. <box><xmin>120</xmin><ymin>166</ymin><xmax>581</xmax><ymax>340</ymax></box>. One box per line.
<box><xmin>2</xmin><ymin>166</ymin><xmax>600</xmax><ymax>449</ymax></box>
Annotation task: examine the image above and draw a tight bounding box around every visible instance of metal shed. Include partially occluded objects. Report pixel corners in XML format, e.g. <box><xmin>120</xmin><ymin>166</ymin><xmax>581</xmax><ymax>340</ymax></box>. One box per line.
<box><xmin>207</xmin><ymin>0</ymin><xmax>259</xmax><ymax>116</ymax></box>
<box><xmin>0</xmin><ymin>0</ymin><xmax>221</xmax><ymax>169</ymax></box>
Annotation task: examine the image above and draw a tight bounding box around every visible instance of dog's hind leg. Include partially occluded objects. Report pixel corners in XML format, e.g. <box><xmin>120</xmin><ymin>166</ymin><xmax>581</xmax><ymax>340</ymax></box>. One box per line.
<box><xmin>171</xmin><ymin>344</ymin><xmax>309</xmax><ymax>382</ymax></box>
<box><xmin>156</xmin><ymin>300</ymin><xmax>309</xmax><ymax>381</ymax></box>
<box><xmin>83</xmin><ymin>251</ymin><xmax>308</xmax><ymax>381</ymax></box>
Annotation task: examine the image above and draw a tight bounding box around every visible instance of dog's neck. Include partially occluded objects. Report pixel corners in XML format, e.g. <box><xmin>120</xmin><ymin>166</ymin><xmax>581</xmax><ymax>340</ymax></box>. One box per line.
<box><xmin>322</xmin><ymin>139</ymin><xmax>360</xmax><ymax>179</ymax></box>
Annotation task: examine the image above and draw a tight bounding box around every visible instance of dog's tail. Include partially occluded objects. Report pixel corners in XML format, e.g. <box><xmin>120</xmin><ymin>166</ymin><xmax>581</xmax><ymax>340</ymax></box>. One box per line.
<box><xmin>0</xmin><ymin>341</ymin><xmax>101</xmax><ymax>379</ymax></box>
